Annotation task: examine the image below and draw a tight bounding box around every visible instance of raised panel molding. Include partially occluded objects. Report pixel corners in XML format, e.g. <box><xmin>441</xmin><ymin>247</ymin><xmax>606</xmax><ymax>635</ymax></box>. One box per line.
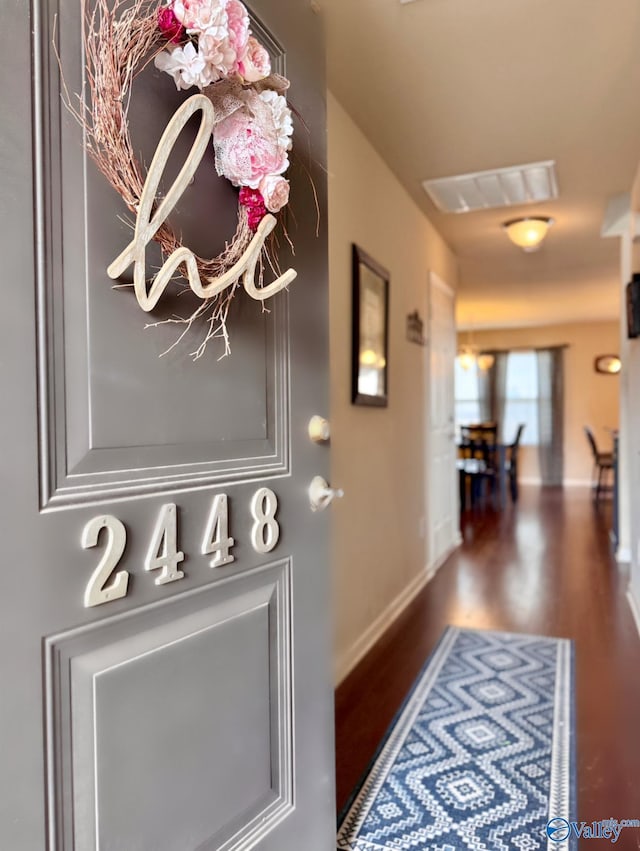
<box><xmin>33</xmin><ymin>1</ymin><xmax>290</xmax><ymax>511</ymax></box>
<box><xmin>44</xmin><ymin>559</ymin><xmax>293</xmax><ymax>851</ymax></box>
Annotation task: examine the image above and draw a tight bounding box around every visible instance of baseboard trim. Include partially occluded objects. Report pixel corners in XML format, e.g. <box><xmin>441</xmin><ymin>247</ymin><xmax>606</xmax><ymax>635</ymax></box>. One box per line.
<box><xmin>427</xmin><ymin>535</ymin><xmax>462</xmax><ymax>580</ymax></box>
<box><xmin>518</xmin><ymin>478</ymin><xmax>592</xmax><ymax>488</ymax></box>
<box><xmin>335</xmin><ymin>570</ymin><xmax>430</xmax><ymax>686</ymax></box>
<box><xmin>627</xmin><ymin>585</ymin><xmax>640</xmax><ymax>640</ymax></box>
<box><xmin>334</xmin><ymin>538</ymin><xmax>461</xmax><ymax>686</ymax></box>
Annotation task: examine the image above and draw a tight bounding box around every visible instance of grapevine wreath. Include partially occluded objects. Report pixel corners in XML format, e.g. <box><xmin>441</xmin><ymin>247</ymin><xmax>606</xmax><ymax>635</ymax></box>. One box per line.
<box><xmin>67</xmin><ymin>0</ymin><xmax>302</xmax><ymax>358</ymax></box>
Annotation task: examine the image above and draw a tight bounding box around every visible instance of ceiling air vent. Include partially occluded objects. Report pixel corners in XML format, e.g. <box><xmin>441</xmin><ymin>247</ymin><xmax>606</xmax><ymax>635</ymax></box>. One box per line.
<box><xmin>422</xmin><ymin>161</ymin><xmax>558</xmax><ymax>214</ymax></box>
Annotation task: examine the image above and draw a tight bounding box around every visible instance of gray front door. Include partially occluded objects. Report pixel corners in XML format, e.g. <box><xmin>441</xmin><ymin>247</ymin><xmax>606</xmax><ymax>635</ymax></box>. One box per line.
<box><xmin>0</xmin><ymin>2</ymin><xmax>335</xmax><ymax>849</ymax></box>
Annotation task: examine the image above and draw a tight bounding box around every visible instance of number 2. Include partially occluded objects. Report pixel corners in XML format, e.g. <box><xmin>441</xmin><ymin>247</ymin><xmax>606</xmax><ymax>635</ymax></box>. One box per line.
<box><xmin>82</xmin><ymin>516</ymin><xmax>129</xmax><ymax>608</ymax></box>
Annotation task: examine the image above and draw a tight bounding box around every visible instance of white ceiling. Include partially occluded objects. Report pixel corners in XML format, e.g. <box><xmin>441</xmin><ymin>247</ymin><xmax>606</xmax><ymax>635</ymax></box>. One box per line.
<box><xmin>318</xmin><ymin>0</ymin><xmax>640</xmax><ymax>328</ymax></box>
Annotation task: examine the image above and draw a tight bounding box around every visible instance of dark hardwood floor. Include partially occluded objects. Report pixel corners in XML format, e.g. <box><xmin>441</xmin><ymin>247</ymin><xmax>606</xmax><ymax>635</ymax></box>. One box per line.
<box><xmin>335</xmin><ymin>486</ymin><xmax>640</xmax><ymax>831</ymax></box>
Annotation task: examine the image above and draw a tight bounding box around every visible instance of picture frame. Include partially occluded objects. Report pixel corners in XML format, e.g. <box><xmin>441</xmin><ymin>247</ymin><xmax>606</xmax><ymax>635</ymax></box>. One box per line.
<box><xmin>351</xmin><ymin>244</ymin><xmax>390</xmax><ymax>407</ymax></box>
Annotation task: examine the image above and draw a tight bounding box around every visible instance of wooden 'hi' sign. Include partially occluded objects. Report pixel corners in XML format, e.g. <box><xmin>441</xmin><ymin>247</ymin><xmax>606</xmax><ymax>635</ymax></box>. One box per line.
<box><xmin>107</xmin><ymin>93</ymin><xmax>297</xmax><ymax>312</ymax></box>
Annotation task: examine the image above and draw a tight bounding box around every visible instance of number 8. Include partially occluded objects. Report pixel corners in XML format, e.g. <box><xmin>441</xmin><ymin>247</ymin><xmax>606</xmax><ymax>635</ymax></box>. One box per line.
<box><xmin>250</xmin><ymin>488</ymin><xmax>280</xmax><ymax>554</ymax></box>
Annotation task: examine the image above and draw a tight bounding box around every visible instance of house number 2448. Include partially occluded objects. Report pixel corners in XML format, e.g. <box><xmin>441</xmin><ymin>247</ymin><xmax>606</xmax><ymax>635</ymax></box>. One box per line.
<box><xmin>81</xmin><ymin>488</ymin><xmax>279</xmax><ymax>608</ymax></box>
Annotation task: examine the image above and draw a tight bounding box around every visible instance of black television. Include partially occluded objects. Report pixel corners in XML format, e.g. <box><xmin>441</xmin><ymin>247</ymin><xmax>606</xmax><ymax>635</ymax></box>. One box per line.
<box><xmin>626</xmin><ymin>273</ymin><xmax>640</xmax><ymax>339</ymax></box>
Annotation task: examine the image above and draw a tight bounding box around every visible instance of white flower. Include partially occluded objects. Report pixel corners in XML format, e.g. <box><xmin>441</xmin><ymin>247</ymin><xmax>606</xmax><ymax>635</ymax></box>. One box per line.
<box><xmin>258</xmin><ymin>90</ymin><xmax>293</xmax><ymax>152</ymax></box>
<box><xmin>154</xmin><ymin>43</ymin><xmax>215</xmax><ymax>91</ymax></box>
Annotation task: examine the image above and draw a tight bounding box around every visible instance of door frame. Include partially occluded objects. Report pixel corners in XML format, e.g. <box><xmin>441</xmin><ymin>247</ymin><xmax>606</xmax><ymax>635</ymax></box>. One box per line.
<box><xmin>425</xmin><ymin>271</ymin><xmax>461</xmax><ymax>577</ymax></box>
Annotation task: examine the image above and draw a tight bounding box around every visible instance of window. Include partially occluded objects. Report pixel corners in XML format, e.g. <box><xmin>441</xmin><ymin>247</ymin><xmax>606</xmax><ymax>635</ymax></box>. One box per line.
<box><xmin>454</xmin><ymin>359</ymin><xmax>481</xmax><ymax>426</ymax></box>
<box><xmin>454</xmin><ymin>350</ymin><xmax>539</xmax><ymax>445</ymax></box>
<box><xmin>503</xmin><ymin>351</ymin><xmax>538</xmax><ymax>445</ymax></box>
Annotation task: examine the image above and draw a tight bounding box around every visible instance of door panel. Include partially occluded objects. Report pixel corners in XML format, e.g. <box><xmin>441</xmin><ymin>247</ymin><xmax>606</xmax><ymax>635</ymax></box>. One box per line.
<box><xmin>47</xmin><ymin>561</ymin><xmax>292</xmax><ymax>850</ymax></box>
<box><xmin>38</xmin><ymin>2</ymin><xmax>289</xmax><ymax>508</ymax></box>
<box><xmin>0</xmin><ymin>0</ymin><xmax>334</xmax><ymax>849</ymax></box>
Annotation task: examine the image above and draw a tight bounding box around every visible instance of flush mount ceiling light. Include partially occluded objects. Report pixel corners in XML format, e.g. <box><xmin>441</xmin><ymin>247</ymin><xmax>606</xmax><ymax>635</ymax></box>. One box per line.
<box><xmin>503</xmin><ymin>216</ymin><xmax>555</xmax><ymax>252</ymax></box>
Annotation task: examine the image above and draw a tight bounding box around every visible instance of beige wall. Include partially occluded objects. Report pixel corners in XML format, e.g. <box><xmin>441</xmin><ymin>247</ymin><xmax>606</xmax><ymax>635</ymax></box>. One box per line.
<box><xmin>327</xmin><ymin>93</ymin><xmax>458</xmax><ymax>684</ymax></box>
<box><xmin>462</xmin><ymin>322</ymin><xmax>620</xmax><ymax>483</ymax></box>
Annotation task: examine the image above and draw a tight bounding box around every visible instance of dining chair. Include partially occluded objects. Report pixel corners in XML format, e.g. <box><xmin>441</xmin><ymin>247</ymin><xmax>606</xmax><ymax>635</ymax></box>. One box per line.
<box><xmin>460</xmin><ymin>423</ymin><xmax>498</xmax><ymax>446</ymax></box>
<box><xmin>458</xmin><ymin>424</ymin><xmax>499</xmax><ymax>510</ymax></box>
<box><xmin>506</xmin><ymin>423</ymin><xmax>526</xmax><ymax>502</ymax></box>
<box><xmin>584</xmin><ymin>426</ymin><xmax>614</xmax><ymax>504</ymax></box>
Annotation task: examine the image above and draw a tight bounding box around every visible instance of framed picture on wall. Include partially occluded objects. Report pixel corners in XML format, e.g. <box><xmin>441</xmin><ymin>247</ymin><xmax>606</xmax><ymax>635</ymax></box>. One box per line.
<box><xmin>352</xmin><ymin>244</ymin><xmax>390</xmax><ymax>407</ymax></box>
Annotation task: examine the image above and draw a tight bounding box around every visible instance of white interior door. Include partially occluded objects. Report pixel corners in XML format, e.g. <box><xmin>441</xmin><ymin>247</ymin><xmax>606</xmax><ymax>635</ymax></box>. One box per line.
<box><xmin>427</xmin><ymin>272</ymin><xmax>460</xmax><ymax>571</ymax></box>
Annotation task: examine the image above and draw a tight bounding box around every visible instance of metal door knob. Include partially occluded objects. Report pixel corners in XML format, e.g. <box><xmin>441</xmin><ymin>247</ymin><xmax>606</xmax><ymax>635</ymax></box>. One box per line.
<box><xmin>308</xmin><ymin>415</ymin><xmax>331</xmax><ymax>443</ymax></box>
<box><xmin>309</xmin><ymin>476</ymin><xmax>344</xmax><ymax>512</ymax></box>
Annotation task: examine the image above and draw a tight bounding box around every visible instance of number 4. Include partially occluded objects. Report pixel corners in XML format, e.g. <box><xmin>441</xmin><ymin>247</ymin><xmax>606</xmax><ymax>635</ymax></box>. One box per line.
<box><xmin>145</xmin><ymin>503</ymin><xmax>185</xmax><ymax>585</ymax></box>
<box><xmin>202</xmin><ymin>494</ymin><xmax>235</xmax><ymax>568</ymax></box>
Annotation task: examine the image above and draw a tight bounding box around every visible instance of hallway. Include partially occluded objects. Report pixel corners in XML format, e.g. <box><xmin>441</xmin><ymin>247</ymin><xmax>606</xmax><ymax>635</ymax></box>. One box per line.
<box><xmin>335</xmin><ymin>487</ymin><xmax>640</xmax><ymax>828</ymax></box>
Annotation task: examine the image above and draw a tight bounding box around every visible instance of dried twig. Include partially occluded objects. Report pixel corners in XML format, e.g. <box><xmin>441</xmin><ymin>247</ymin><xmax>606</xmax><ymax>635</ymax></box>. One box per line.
<box><xmin>59</xmin><ymin>0</ymin><xmax>281</xmax><ymax>359</ymax></box>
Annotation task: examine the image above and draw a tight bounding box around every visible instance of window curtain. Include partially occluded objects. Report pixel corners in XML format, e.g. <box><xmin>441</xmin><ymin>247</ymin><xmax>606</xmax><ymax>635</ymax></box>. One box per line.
<box><xmin>488</xmin><ymin>351</ymin><xmax>509</xmax><ymax>440</ymax></box>
<box><xmin>477</xmin><ymin>351</ymin><xmax>509</xmax><ymax>438</ymax></box>
<box><xmin>537</xmin><ymin>347</ymin><xmax>564</xmax><ymax>486</ymax></box>
<box><xmin>477</xmin><ymin>364</ymin><xmax>492</xmax><ymax>423</ymax></box>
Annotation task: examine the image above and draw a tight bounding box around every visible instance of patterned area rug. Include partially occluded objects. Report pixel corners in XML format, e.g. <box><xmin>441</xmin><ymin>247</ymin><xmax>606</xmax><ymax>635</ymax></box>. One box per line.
<box><xmin>337</xmin><ymin>627</ymin><xmax>575</xmax><ymax>851</ymax></box>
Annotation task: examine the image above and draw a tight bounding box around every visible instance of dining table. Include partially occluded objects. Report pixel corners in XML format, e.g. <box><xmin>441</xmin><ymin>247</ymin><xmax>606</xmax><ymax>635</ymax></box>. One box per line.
<box><xmin>456</xmin><ymin>441</ymin><xmax>509</xmax><ymax>511</ymax></box>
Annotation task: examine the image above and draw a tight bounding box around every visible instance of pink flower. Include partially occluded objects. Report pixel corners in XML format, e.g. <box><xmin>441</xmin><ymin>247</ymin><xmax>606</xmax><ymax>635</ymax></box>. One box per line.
<box><xmin>239</xmin><ymin>187</ymin><xmax>264</xmax><ymax>208</ymax></box>
<box><xmin>238</xmin><ymin>35</ymin><xmax>271</xmax><ymax>82</ymax></box>
<box><xmin>172</xmin><ymin>0</ymin><xmax>226</xmax><ymax>33</ymax></box>
<box><xmin>259</xmin><ymin>175</ymin><xmax>290</xmax><ymax>213</ymax></box>
<box><xmin>158</xmin><ymin>7</ymin><xmax>186</xmax><ymax>42</ymax></box>
<box><xmin>239</xmin><ymin>188</ymin><xmax>267</xmax><ymax>231</ymax></box>
<box><xmin>215</xmin><ymin>113</ymin><xmax>286</xmax><ymax>188</ymax></box>
<box><xmin>226</xmin><ymin>0</ymin><xmax>250</xmax><ymax>68</ymax></box>
<box><xmin>213</xmin><ymin>89</ymin><xmax>293</xmax><ymax>188</ymax></box>
<box><xmin>199</xmin><ymin>29</ymin><xmax>236</xmax><ymax>79</ymax></box>
<box><xmin>247</xmin><ymin>208</ymin><xmax>266</xmax><ymax>230</ymax></box>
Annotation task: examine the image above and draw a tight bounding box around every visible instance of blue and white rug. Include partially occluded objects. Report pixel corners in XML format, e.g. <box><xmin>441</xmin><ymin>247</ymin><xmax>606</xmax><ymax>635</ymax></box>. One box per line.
<box><xmin>337</xmin><ymin>627</ymin><xmax>575</xmax><ymax>851</ymax></box>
